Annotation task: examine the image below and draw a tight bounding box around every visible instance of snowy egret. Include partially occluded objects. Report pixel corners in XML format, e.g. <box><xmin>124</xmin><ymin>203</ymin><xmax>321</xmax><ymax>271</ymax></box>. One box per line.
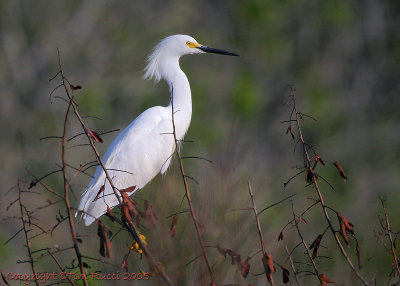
<box><xmin>77</xmin><ymin>34</ymin><xmax>239</xmax><ymax>225</ymax></box>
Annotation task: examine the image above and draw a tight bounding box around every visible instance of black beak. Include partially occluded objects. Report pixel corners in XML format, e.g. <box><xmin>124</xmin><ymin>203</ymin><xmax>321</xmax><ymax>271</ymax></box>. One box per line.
<box><xmin>197</xmin><ymin>45</ymin><xmax>239</xmax><ymax>57</ymax></box>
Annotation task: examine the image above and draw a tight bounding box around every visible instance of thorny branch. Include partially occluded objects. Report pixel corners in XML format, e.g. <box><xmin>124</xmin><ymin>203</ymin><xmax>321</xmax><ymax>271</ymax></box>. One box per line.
<box><xmin>290</xmin><ymin>201</ymin><xmax>321</xmax><ymax>284</ymax></box>
<box><xmin>18</xmin><ymin>181</ymin><xmax>39</xmax><ymax>286</ymax></box>
<box><xmin>47</xmin><ymin>250</ymin><xmax>77</xmax><ymax>286</ymax></box>
<box><xmin>285</xmin><ymin>245</ymin><xmax>301</xmax><ymax>286</ymax></box>
<box><xmin>247</xmin><ymin>181</ymin><xmax>275</xmax><ymax>286</ymax></box>
<box><xmin>286</xmin><ymin>85</ymin><xmax>369</xmax><ymax>285</ymax></box>
<box><xmin>61</xmin><ymin>99</ymin><xmax>88</xmax><ymax>286</ymax></box>
<box><xmin>380</xmin><ymin>198</ymin><xmax>400</xmax><ymax>278</ymax></box>
<box><xmin>170</xmin><ymin>85</ymin><xmax>216</xmax><ymax>285</ymax></box>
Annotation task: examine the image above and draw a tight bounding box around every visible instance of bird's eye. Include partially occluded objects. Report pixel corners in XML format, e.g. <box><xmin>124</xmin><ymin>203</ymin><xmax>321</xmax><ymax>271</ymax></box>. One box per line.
<box><xmin>186</xmin><ymin>41</ymin><xmax>192</xmax><ymax>46</ymax></box>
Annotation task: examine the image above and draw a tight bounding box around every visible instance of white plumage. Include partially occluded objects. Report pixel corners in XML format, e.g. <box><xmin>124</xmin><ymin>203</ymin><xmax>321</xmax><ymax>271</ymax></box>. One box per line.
<box><xmin>76</xmin><ymin>34</ymin><xmax>238</xmax><ymax>225</ymax></box>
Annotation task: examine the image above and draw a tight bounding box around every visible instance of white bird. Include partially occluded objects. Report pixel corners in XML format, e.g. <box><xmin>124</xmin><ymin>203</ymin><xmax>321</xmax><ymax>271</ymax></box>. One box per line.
<box><xmin>77</xmin><ymin>34</ymin><xmax>238</xmax><ymax>226</ymax></box>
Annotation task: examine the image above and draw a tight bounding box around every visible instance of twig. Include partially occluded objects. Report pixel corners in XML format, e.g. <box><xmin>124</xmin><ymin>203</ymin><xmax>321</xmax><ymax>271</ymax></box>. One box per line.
<box><xmin>285</xmin><ymin>245</ymin><xmax>302</xmax><ymax>286</ymax></box>
<box><xmin>25</xmin><ymin>168</ymin><xmax>64</xmax><ymax>199</ymax></box>
<box><xmin>247</xmin><ymin>181</ymin><xmax>275</xmax><ymax>286</ymax></box>
<box><xmin>257</xmin><ymin>193</ymin><xmax>296</xmax><ymax>215</ymax></box>
<box><xmin>181</xmin><ymin>156</ymin><xmax>213</xmax><ymax>163</ymax></box>
<box><xmin>17</xmin><ymin>181</ymin><xmax>39</xmax><ymax>286</ymax></box>
<box><xmin>61</xmin><ymin>98</ymin><xmax>88</xmax><ymax>286</ymax></box>
<box><xmin>47</xmin><ymin>250</ymin><xmax>76</xmax><ymax>286</ymax></box>
<box><xmin>170</xmin><ymin>85</ymin><xmax>216</xmax><ymax>284</ymax></box>
<box><xmin>290</xmin><ymin>201</ymin><xmax>321</xmax><ymax>284</ymax></box>
<box><xmin>287</xmin><ymin>86</ymin><xmax>369</xmax><ymax>285</ymax></box>
<box><xmin>4</xmin><ymin>228</ymin><xmax>24</xmax><ymax>245</ymax></box>
<box><xmin>381</xmin><ymin>199</ymin><xmax>400</xmax><ymax>278</ymax></box>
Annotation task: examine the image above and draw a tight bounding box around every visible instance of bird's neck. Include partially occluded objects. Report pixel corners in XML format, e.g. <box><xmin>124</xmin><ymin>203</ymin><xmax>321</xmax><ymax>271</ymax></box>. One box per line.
<box><xmin>161</xmin><ymin>57</ymin><xmax>192</xmax><ymax>139</ymax></box>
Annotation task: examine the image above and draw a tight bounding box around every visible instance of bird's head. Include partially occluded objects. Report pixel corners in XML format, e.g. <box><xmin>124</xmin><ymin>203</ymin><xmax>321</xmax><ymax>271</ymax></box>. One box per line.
<box><xmin>144</xmin><ymin>34</ymin><xmax>238</xmax><ymax>82</ymax></box>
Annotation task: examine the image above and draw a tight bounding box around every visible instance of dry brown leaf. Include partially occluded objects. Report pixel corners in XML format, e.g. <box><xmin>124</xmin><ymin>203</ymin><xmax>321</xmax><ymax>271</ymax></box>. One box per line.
<box><xmin>144</xmin><ymin>200</ymin><xmax>158</xmax><ymax>225</ymax></box>
<box><xmin>96</xmin><ymin>220</ymin><xmax>113</xmax><ymax>259</ymax></box>
<box><xmin>86</xmin><ymin>129</ymin><xmax>103</xmax><ymax>143</ymax></box>
<box><xmin>309</xmin><ymin>234</ymin><xmax>323</xmax><ymax>259</ymax></box>
<box><xmin>262</xmin><ymin>253</ymin><xmax>275</xmax><ymax>282</ymax></box>
<box><xmin>333</xmin><ymin>162</ymin><xmax>347</xmax><ymax>181</ymax></box>
<box><xmin>299</xmin><ymin>217</ymin><xmax>307</xmax><ymax>224</ymax></box>
<box><xmin>106</xmin><ymin>204</ymin><xmax>114</xmax><ymax>221</ymax></box>
<box><xmin>282</xmin><ymin>266</ymin><xmax>290</xmax><ymax>284</ymax></box>
<box><xmin>121</xmin><ymin>255</ymin><xmax>128</xmax><ymax>271</ymax></box>
<box><xmin>170</xmin><ymin>215</ymin><xmax>178</xmax><ymax>237</ymax></box>
<box><xmin>241</xmin><ymin>258</ymin><xmax>250</xmax><ymax>278</ymax></box>
<box><xmin>337</xmin><ymin>212</ymin><xmax>354</xmax><ymax>246</ymax></box>
<box><xmin>119</xmin><ymin>186</ymin><xmax>136</xmax><ymax>193</ymax></box>
<box><xmin>319</xmin><ymin>274</ymin><xmax>335</xmax><ymax>284</ymax></box>
<box><xmin>286</xmin><ymin>125</ymin><xmax>295</xmax><ymax>140</ymax></box>
<box><xmin>305</xmin><ymin>168</ymin><xmax>313</xmax><ymax>183</ymax></box>
<box><xmin>92</xmin><ymin>185</ymin><xmax>105</xmax><ymax>202</ymax></box>
<box><xmin>70</xmin><ymin>84</ymin><xmax>82</xmax><ymax>90</ymax></box>
<box><xmin>316</xmin><ymin>154</ymin><xmax>325</xmax><ymax>166</ymax></box>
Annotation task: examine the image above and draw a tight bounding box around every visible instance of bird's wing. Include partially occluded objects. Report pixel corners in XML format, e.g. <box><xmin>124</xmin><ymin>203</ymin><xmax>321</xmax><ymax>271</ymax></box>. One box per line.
<box><xmin>77</xmin><ymin>106</ymin><xmax>175</xmax><ymax>225</ymax></box>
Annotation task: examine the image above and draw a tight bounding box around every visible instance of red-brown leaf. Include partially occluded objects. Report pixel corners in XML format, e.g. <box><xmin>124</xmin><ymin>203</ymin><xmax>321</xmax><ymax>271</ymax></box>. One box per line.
<box><xmin>70</xmin><ymin>84</ymin><xmax>82</xmax><ymax>90</ymax></box>
<box><xmin>93</xmin><ymin>185</ymin><xmax>105</xmax><ymax>202</ymax></box>
<box><xmin>278</xmin><ymin>231</ymin><xmax>284</xmax><ymax>241</ymax></box>
<box><xmin>86</xmin><ymin>129</ymin><xmax>103</xmax><ymax>143</ymax></box>
<box><xmin>120</xmin><ymin>192</ymin><xmax>142</xmax><ymax>224</ymax></box>
<box><xmin>337</xmin><ymin>212</ymin><xmax>354</xmax><ymax>246</ymax></box>
<box><xmin>106</xmin><ymin>204</ymin><xmax>114</xmax><ymax>221</ymax></box>
<box><xmin>309</xmin><ymin>234</ymin><xmax>323</xmax><ymax>259</ymax></box>
<box><xmin>282</xmin><ymin>266</ymin><xmax>290</xmax><ymax>284</ymax></box>
<box><xmin>312</xmin><ymin>246</ymin><xmax>319</xmax><ymax>259</ymax></box>
<box><xmin>305</xmin><ymin>168</ymin><xmax>313</xmax><ymax>183</ymax></box>
<box><xmin>299</xmin><ymin>217</ymin><xmax>307</xmax><ymax>224</ymax></box>
<box><xmin>286</xmin><ymin>126</ymin><xmax>295</xmax><ymax>140</ymax></box>
<box><xmin>342</xmin><ymin>215</ymin><xmax>354</xmax><ymax>235</ymax></box>
<box><xmin>309</xmin><ymin>234</ymin><xmax>322</xmax><ymax>250</ymax></box>
<box><xmin>122</xmin><ymin>196</ymin><xmax>135</xmax><ymax>228</ymax></box>
<box><xmin>316</xmin><ymin>154</ymin><xmax>325</xmax><ymax>166</ymax></box>
<box><xmin>241</xmin><ymin>258</ymin><xmax>250</xmax><ymax>278</ymax></box>
<box><xmin>262</xmin><ymin>253</ymin><xmax>275</xmax><ymax>282</ymax></box>
<box><xmin>119</xmin><ymin>186</ymin><xmax>136</xmax><ymax>193</ymax></box>
<box><xmin>333</xmin><ymin>162</ymin><xmax>347</xmax><ymax>181</ymax></box>
<box><xmin>96</xmin><ymin>220</ymin><xmax>112</xmax><ymax>258</ymax></box>
<box><xmin>121</xmin><ymin>255</ymin><xmax>128</xmax><ymax>271</ymax></box>
<box><xmin>319</xmin><ymin>274</ymin><xmax>335</xmax><ymax>284</ymax></box>
<box><xmin>169</xmin><ymin>225</ymin><xmax>176</xmax><ymax>237</ymax></box>
<box><xmin>339</xmin><ymin>219</ymin><xmax>349</xmax><ymax>245</ymax></box>
<box><xmin>170</xmin><ymin>215</ymin><xmax>178</xmax><ymax>237</ymax></box>
<box><xmin>105</xmin><ymin>234</ymin><xmax>112</xmax><ymax>258</ymax></box>
<box><xmin>144</xmin><ymin>200</ymin><xmax>158</xmax><ymax>225</ymax></box>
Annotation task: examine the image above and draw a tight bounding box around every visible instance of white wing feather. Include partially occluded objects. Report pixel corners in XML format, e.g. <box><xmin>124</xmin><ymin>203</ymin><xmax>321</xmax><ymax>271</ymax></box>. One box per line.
<box><xmin>77</xmin><ymin>106</ymin><xmax>175</xmax><ymax>225</ymax></box>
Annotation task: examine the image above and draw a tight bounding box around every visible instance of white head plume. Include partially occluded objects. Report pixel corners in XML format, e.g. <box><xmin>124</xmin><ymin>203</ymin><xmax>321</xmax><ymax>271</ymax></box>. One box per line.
<box><xmin>143</xmin><ymin>35</ymin><xmax>201</xmax><ymax>83</ymax></box>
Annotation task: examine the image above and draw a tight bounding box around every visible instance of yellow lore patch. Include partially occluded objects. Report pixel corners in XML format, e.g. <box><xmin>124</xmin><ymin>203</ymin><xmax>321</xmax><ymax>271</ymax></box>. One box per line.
<box><xmin>186</xmin><ymin>41</ymin><xmax>201</xmax><ymax>48</ymax></box>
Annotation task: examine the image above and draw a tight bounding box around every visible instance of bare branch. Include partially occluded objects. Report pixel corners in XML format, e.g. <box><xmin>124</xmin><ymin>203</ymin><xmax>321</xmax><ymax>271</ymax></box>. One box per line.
<box><xmin>381</xmin><ymin>198</ymin><xmax>400</xmax><ymax>278</ymax></box>
<box><xmin>17</xmin><ymin>181</ymin><xmax>39</xmax><ymax>286</ymax></box>
<box><xmin>170</xmin><ymin>85</ymin><xmax>216</xmax><ymax>284</ymax></box>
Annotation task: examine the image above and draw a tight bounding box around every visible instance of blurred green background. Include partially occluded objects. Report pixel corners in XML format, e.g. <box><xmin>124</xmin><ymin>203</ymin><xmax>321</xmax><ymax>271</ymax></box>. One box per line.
<box><xmin>1</xmin><ymin>0</ymin><xmax>400</xmax><ymax>285</ymax></box>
